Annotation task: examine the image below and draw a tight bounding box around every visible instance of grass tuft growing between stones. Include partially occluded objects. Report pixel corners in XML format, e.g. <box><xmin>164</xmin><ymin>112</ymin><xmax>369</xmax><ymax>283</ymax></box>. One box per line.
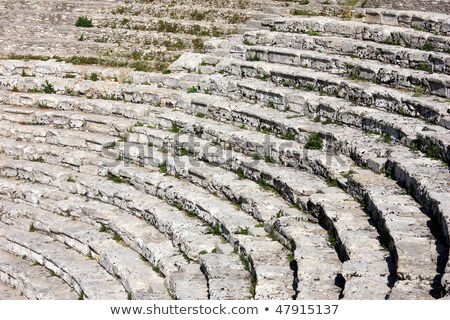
<box><xmin>159</xmin><ymin>161</ymin><xmax>168</xmax><ymax>174</ymax></box>
<box><xmin>247</xmin><ymin>54</ymin><xmax>261</xmax><ymax>62</ymax></box>
<box><xmin>207</xmin><ymin>224</ymin><xmax>221</xmax><ymax>236</ymax></box>
<box><xmin>235</xmin><ymin>227</ymin><xmax>249</xmax><ymax>235</ymax></box>
<box><xmin>304</xmin><ymin>133</ymin><xmax>323</xmax><ymax>150</ymax></box>
<box><xmin>43</xmin><ymin>81</ymin><xmax>55</xmax><ymax>94</ymax></box>
<box><xmin>107</xmin><ymin>174</ymin><xmax>126</xmax><ymax>184</ymax></box>
<box><xmin>29</xmin><ymin>224</ymin><xmax>36</xmax><ymax>232</ymax></box>
<box><xmin>75</xmin><ymin>16</ymin><xmax>93</xmax><ymax>28</ymax></box>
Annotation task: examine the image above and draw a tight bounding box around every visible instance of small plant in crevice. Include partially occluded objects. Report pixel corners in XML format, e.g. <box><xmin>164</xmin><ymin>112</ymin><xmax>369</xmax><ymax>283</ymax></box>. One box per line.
<box><xmin>178</xmin><ymin>247</ymin><xmax>190</xmax><ymax>262</ymax></box>
<box><xmin>107</xmin><ymin>174</ymin><xmax>126</xmax><ymax>184</ymax></box>
<box><xmin>169</xmin><ymin>122</ymin><xmax>182</xmax><ymax>133</ymax></box>
<box><xmin>75</xmin><ymin>16</ymin><xmax>93</xmax><ymax>28</ymax></box>
<box><xmin>341</xmin><ymin>169</ymin><xmax>355</xmax><ymax>179</ymax></box>
<box><xmin>304</xmin><ymin>133</ymin><xmax>323</xmax><ymax>150</ymax></box>
<box><xmin>113</xmin><ymin>232</ymin><xmax>123</xmax><ymax>242</ymax></box>
<box><xmin>281</xmin><ymin>131</ymin><xmax>296</xmax><ymax>141</ymax></box>
<box><xmin>78</xmin><ymin>292</ymin><xmax>85</xmax><ymax>300</ymax></box>
<box><xmin>306</xmin><ymin>30</ymin><xmax>321</xmax><ymax>37</ymax></box>
<box><xmin>246</xmin><ymin>54</ymin><xmax>261</xmax><ymax>62</ymax></box>
<box><xmin>426</xmin><ymin>144</ymin><xmax>440</xmax><ymax>159</ymax></box>
<box><xmin>207</xmin><ymin>224</ymin><xmax>221</xmax><ymax>236</ymax></box>
<box><xmin>89</xmin><ymin>72</ymin><xmax>99</xmax><ymax>81</ymax></box>
<box><xmin>384</xmin><ymin>166</ymin><xmax>395</xmax><ymax>180</ymax></box>
<box><xmin>382</xmin><ymin>134</ymin><xmax>392</xmax><ymax>144</ymax></box>
<box><xmin>420</xmin><ymin>42</ymin><xmax>434</xmax><ymax>52</ymax></box>
<box><xmin>67</xmin><ymin>176</ymin><xmax>76</xmax><ymax>183</ymax></box>
<box><xmin>256</xmin><ymin>178</ymin><xmax>277</xmax><ymax>193</ymax></box>
<box><xmin>287</xmin><ymin>252</ymin><xmax>295</xmax><ymax>262</ymax></box>
<box><xmin>159</xmin><ymin>161</ymin><xmax>168</xmax><ymax>174</ymax></box>
<box><xmin>327</xmin><ymin>230</ymin><xmax>337</xmax><ymax>248</ymax></box>
<box><xmin>235</xmin><ymin>227</ymin><xmax>249</xmax><ymax>235</ymax></box>
<box><xmin>252</xmin><ymin>153</ymin><xmax>262</xmax><ymax>160</ymax></box>
<box><xmin>187</xmin><ymin>86</ymin><xmax>198</xmax><ymax>94</ymax></box>
<box><xmin>179</xmin><ymin>148</ymin><xmax>190</xmax><ymax>156</ymax></box>
<box><xmin>43</xmin><ymin>80</ymin><xmax>55</xmax><ymax>94</ymax></box>
<box><xmin>99</xmin><ymin>224</ymin><xmax>110</xmax><ymax>233</ymax></box>
<box><xmin>152</xmin><ymin>265</ymin><xmax>162</xmax><ymax>275</ymax></box>
<box><xmin>264</xmin><ymin>155</ymin><xmax>276</xmax><ymax>163</ymax></box>
<box><xmin>267</xmin><ymin>101</ymin><xmax>275</xmax><ymax>109</ymax></box>
<box><xmin>325</xmin><ymin>177</ymin><xmax>339</xmax><ymax>188</ymax></box>
<box><xmin>29</xmin><ymin>224</ymin><xmax>36</xmax><ymax>232</ymax></box>
<box><xmin>185</xmin><ymin>209</ymin><xmax>197</xmax><ymax>218</ymax></box>
<box><xmin>236</xmin><ymin>167</ymin><xmax>246</xmax><ymax>180</ymax></box>
<box><xmin>199</xmin><ymin>250</ymin><xmax>208</xmax><ymax>255</ymax></box>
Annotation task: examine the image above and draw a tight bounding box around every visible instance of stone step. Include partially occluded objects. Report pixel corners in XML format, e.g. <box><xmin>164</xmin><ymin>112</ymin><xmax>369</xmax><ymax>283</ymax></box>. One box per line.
<box><xmin>199</xmin><ymin>253</ymin><xmax>253</xmax><ymax>299</ymax></box>
<box><xmin>270</xmin><ymin>216</ymin><xmax>343</xmax><ymax>300</ymax></box>
<box><xmin>242</xmin><ymin>30</ymin><xmax>450</xmax><ymax>75</ymax></box>
<box><xmin>0</xmin><ymin>22</ymin><xmax>208</xmax><ymax>56</ymax></box>
<box><xmin>0</xmin><ymin>137</ymin><xmax>343</xmax><ymax>299</ymax></box>
<box><xmin>1</xmin><ymin>85</ymin><xmax>448</xmax><ymax>264</ymax></box>
<box><xmin>220</xmin><ymin>58</ymin><xmax>450</xmax><ymax>128</ymax></box>
<box><xmin>116</xmin><ymin>131</ymin><xmax>395</xmax><ymax>299</ymax></box>
<box><xmin>0</xmin><ymin>158</ymin><xmax>262</xmax><ymax>297</ymax></box>
<box><xmin>0</xmin><ymin>59</ymin><xmax>129</xmax><ymax>82</ymax></box>
<box><xmin>98</xmin><ymin>15</ymin><xmax>239</xmax><ymax>35</ymax></box>
<box><xmin>0</xmin><ymin>148</ymin><xmax>294</xmax><ymax>299</ymax></box>
<box><xmin>0</xmin><ymin>124</ymin><xmax>418</xmax><ymax>296</ymax></box>
<box><xmin>0</xmin><ymin>223</ymin><xmax>128</xmax><ymax>300</ymax></box>
<box><xmin>306</xmin><ymin>189</ymin><xmax>392</xmax><ymax>299</ymax></box>
<box><xmin>264</xmin><ymin>16</ymin><xmax>450</xmax><ymax>53</ymax></box>
<box><xmin>3</xmin><ymin>161</ymin><xmax>292</xmax><ymax>299</ymax></box>
<box><xmin>111</xmin><ymin>144</ymin><xmax>344</xmax><ymax>299</ymax></box>
<box><xmin>3</xmin><ymin>71</ymin><xmax>448</xmax><ymax>167</ymax></box>
<box><xmin>0</xmin><ymin>281</ymin><xmax>27</xmax><ymax>300</ymax></box>
<box><xmin>0</xmin><ymin>158</ymin><xmax>225</xmax><ymax>262</ymax></box>
<box><xmin>354</xmin><ymin>8</ymin><xmax>450</xmax><ymax>36</ymax></box>
<box><xmin>0</xmin><ymin>245</ymin><xmax>77</xmax><ymax>300</ymax></box>
<box><xmin>0</xmin><ymin>178</ymin><xmax>208</xmax><ymax>300</ymax></box>
<box><xmin>0</xmin><ymin>200</ymin><xmax>171</xmax><ymax>300</ymax></box>
<box><xmin>1</xmin><ymin>82</ymin><xmax>448</xmax><ymax>169</ymax></box>
<box><xmin>0</xmin><ymin>104</ymin><xmax>133</xmax><ymax>135</ymax></box>
<box><xmin>243</xmin><ymin>45</ymin><xmax>450</xmax><ymax>98</ymax></box>
<box><xmin>348</xmin><ymin>170</ymin><xmax>445</xmax><ymax>297</ymax></box>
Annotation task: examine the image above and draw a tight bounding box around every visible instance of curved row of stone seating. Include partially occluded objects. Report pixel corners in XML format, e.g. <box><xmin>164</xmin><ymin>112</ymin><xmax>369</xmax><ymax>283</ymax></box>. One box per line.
<box><xmin>0</xmin><ymin>222</ymin><xmax>127</xmax><ymax>300</ymax></box>
<box><xmin>0</xmin><ymin>199</ymin><xmax>170</xmax><ymax>300</ymax></box>
<box><xmin>0</xmin><ymin>156</ymin><xmax>289</xmax><ymax>299</ymax></box>
<box><xmin>0</xmin><ymin>0</ymin><xmax>448</xmax><ymax>300</ymax></box>
<box><xmin>243</xmin><ymin>45</ymin><xmax>450</xmax><ymax>98</ymax></box>
<box><xmin>241</xmin><ymin>30</ymin><xmax>450</xmax><ymax>75</ymax></box>
<box><xmin>0</xmin><ymin>134</ymin><xmax>342</xmax><ymax>299</ymax></box>
<box><xmin>0</xmin><ymin>70</ymin><xmax>446</xmax><ymax>250</ymax></box>
<box><xmin>0</xmin><ymin>242</ymin><xmax>78</xmax><ymax>299</ymax></box>
<box><xmin>0</xmin><ymin>70</ymin><xmax>446</xmax><ymax>298</ymax></box>
<box><xmin>0</xmin><ymin>178</ymin><xmax>210</xmax><ymax>299</ymax></box>
<box><xmin>264</xmin><ymin>16</ymin><xmax>450</xmax><ymax>53</ymax></box>
<box><xmin>0</xmin><ymin>101</ymin><xmax>436</xmax><ymax>298</ymax></box>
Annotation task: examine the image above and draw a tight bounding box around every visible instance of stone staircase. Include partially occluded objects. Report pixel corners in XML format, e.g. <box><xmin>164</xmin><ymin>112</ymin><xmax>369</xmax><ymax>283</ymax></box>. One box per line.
<box><xmin>0</xmin><ymin>0</ymin><xmax>448</xmax><ymax>300</ymax></box>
